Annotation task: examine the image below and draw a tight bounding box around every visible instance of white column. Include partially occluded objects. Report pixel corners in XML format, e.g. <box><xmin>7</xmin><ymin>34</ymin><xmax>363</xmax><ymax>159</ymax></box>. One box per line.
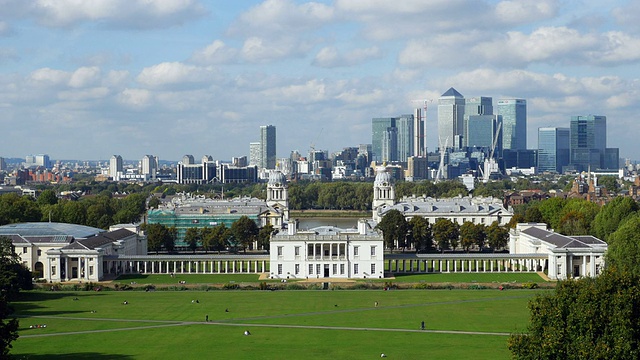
<box><xmin>582</xmin><ymin>256</ymin><xmax>587</xmax><ymax>277</ymax></box>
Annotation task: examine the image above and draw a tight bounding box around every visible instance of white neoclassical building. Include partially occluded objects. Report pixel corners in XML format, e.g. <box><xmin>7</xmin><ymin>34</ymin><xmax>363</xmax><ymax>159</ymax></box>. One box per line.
<box><xmin>2</xmin><ymin>222</ymin><xmax>146</xmax><ymax>282</ymax></box>
<box><xmin>509</xmin><ymin>223</ymin><xmax>607</xmax><ymax>280</ymax></box>
<box><xmin>372</xmin><ymin>166</ymin><xmax>513</xmax><ymax>225</ymax></box>
<box><xmin>269</xmin><ymin>219</ymin><xmax>384</xmax><ymax>279</ymax></box>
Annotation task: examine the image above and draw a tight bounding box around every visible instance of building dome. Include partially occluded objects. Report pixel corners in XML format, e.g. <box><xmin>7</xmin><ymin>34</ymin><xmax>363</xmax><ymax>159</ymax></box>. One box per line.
<box><xmin>374</xmin><ymin>167</ymin><xmax>392</xmax><ymax>186</ymax></box>
<box><xmin>268</xmin><ymin>170</ymin><xmax>287</xmax><ymax>186</ymax></box>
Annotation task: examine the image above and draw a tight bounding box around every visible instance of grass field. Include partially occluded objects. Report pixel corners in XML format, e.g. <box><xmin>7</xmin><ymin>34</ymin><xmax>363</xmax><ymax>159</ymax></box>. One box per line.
<box><xmin>9</xmin><ymin>286</ymin><xmax>545</xmax><ymax>359</ymax></box>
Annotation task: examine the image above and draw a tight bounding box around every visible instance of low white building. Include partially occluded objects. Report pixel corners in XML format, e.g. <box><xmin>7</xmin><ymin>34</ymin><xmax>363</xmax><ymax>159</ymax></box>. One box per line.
<box><xmin>509</xmin><ymin>223</ymin><xmax>607</xmax><ymax>280</ymax></box>
<box><xmin>2</xmin><ymin>222</ymin><xmax>146</xmax><ymax>282</ymax></box>
<box><xmin>270</xmin><ymin>219</ymin><xmax>384</xmax><ymax>279</ymax></box>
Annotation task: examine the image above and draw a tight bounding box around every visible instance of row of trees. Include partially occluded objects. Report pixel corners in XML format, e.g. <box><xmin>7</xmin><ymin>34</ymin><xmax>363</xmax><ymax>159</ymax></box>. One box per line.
<box><xmin>374</xmin><ymin>209</ymin><xmax>509</xmax><ymax>253</ymax></box>
<box><xmin>145</xmin><ymin>217</ymin><xmax>276</xmax><ymax>254</ymax></box>
<box><xmin>0</xmin><ymin>191</ymin><xmax>147</xmax><ymax>229</ymax></box>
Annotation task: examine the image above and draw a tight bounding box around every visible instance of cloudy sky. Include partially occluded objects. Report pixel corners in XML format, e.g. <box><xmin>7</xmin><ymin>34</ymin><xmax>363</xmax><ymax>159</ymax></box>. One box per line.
<box><xmin>1</xmin><ymin>0</ymin><xmax>639</xmax><ymax>162</ymax></box>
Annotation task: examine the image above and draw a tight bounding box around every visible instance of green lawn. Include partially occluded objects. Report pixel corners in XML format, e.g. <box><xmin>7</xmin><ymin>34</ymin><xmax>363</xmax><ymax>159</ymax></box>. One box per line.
<box><xmin>9</xmin><ymin>289</ymin><xmax>544</xmax><ymax>359</ymax></box>
<box><xmin>112</xmin><ymin>273</ymin><xmax>265</xmax><ymax>285</ymax></box>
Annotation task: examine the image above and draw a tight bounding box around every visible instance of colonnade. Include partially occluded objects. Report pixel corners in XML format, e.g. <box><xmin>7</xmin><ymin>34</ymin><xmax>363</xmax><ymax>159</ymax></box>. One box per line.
<box><xmin>385</xmin><ymin>256</ymin><xmax>547</xmax><ymax>274</ymax></box>
<box><xmin>103</xmin><ymin>256</ymin><xmax>269</xmax><ymax>276</ymax></box>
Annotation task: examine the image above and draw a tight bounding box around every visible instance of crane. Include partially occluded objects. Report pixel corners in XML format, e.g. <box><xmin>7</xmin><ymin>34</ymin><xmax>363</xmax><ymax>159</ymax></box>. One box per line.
<box><xmin>482</xmin><ymin>121</ymin><xmax>502</xmax><ymax>183</ymax></box>
<box><xmin>435</xmin><ymin>137</ymin><xmax>448</xmax><ymax>183</ymax></box>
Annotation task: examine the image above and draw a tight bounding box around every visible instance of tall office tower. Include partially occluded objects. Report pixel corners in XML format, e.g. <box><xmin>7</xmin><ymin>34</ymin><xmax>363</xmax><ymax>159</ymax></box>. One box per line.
<box><xmin>438</xmin><ymin>88</ymin><xmax>465</xmax><ymax>149</ymax></box>
<box><xmin>498</xmin><ymin>99</ymin><xmax>527</xmax><ymax>151</ymax></box>
<box><xmin>464</xmin><ymin>97</ymin><xmax>493</xmax><ymax>147</ymax></box>
<box><xmin>467</xmin><ymin>115</ymin><xmax>500</xmax><ymax>150</ymax></box>
<box><xmin>570</xmin><ymin>115</ymin><xmax>606</xmax><ymax>171</ymax></box>
<box><xmin>0</xmin><ymin>157</ymin><xmax>5</xmax><ymax>171</ymax></box>
<box><xmin>413</xmin><ymin>108</ymin><xmax>425</xmax><ymax>157</ymax></box>
<box><xmin>34</xmin><ymin>154</ymin><xmax>51</xmax><ymax>168</ymax></box>
<box><xmin>260</xmin><ymin>125</ymin><xmax>276</xmax><ymax>169</ymax></box>
<box><xmin>109</xmin><ymin>155</ymin><xmax>123</xmax><ymax>180</ymax></box>
<box><xmin>382</xmin><ymin>126</ymin><xmax>398</xmax><ymax>162</ymax></box>
<box><xmin>141</xmin><ymin>155</ymin><xmax>158</xmax><ymax>179</ymax></box>
<box><xmin>538</xmin><ymin>127</ymin><xmax>570</xmax><ymax>173</ymax></box>
<box><xmin>249</xmin><ymin>142</ymin><xmax>261</xmax><ymax>167</ymax></box>
<box><xmin>396</xmin><ymin>114</ymin><xmax>414</xmax><ymax>163</ymax></box>
<box><xmin>372</xmin><ymin>117</ymin><xmax>396</xmax><ymax>162</ymax></box>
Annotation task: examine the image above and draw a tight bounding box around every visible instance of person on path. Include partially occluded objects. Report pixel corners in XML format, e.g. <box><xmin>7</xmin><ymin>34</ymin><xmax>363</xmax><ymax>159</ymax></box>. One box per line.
<box><xmin>421</xmin><ymin>321</ymin><xmax>425</xmax><ymax>330</ymax></box>
<box><xmin>205</xmin><ymin>314</ymin><xmax>209</xmax><ymax>322</ymax></box>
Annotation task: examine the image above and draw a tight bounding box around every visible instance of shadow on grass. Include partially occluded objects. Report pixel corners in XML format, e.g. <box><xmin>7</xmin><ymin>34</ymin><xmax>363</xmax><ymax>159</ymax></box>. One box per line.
<box><xmin>10</xmin><ymin>353</ymin><xmax>133</xmax><ymax>359</ymax></box>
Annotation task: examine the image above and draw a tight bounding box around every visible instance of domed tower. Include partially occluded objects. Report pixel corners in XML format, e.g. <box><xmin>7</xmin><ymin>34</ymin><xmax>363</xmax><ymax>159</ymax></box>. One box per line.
<box><xmin>267</xmin><ymin>170</ymin><xmax>289</xmax><ymax>225</ymax></box>
<box><xmin>373</xmin><ymin>166</ymin><xmax>395</xmax><ymax>222</ymax></box>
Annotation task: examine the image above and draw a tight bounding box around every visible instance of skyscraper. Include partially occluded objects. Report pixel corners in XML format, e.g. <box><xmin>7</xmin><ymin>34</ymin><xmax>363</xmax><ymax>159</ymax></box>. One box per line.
<box><xmin>141</xmin><ymin>155</ymin><xmax>158</xmax><ymax>180</ymax></box>
<box><xmin>538</xmin><ymin>127</ymin><xmax>570</xmax><ymax>173</ymax></box>
<box><xmin>570</xmin><ymin>115</ymin><xmax>606</xmax><ymax>171</ymax></box>
<box><xmin>109</xmin><ymin>155</ymin><xmax>123</xmax><ymax>181</ymax></box>
<box><xmin>372</xmin><ymin>117</ymin><xmax>396</xmax><ymax>162</ymax></box>
<box><xmin>413</xmin><ymin>108</ymin><xmax>425</xmax><ymax>157</ymax></box>
<box><xmin>438</xmin><ymin>88</ymin><xmax>465</xmax><ymax>149</ymax></box>
<box><xmin>464</xmin><ymin>97</ymin><xmax>493</xmax><ymax>147</ymax></box>
<box><xmin>396</xmin><ymin>114</ymin><xmax>414</xmax><ymax>162</ymax></box>
<box><xmin>249</xmin><ymin>142</ymin><xmax>261</xmax><ymax>167</ymax></box>
<box><xmin>260</xmin><ymin>125</ymin><xmax>276</xmax><ymax>170</ymax></box>
<box><xmin>467</xmin><ymin>115</ymin><xmax>500</xmax><ymax>150</ymax></box>
<box><xmin>498</xmin><ymin>99</ymin><xmax>527</xmax><ymax>151</ymax></box>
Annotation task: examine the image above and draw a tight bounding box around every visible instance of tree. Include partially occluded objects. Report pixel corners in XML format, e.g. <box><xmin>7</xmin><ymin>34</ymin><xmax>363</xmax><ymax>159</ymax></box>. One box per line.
<box><xmin>509</xmin><ymin>268</ymin><xmax>640</xmax><ymax>360</ymax></box>
<box><xmin>524</xmin><ymin>206</ymin><xmax>544</xmax><ymax>223</ymax></box>
<box><xmin>486</xmin><ymin>221</ymin><xmax>509</xmax><ymax>251</ymax></box>
<box><xmin>459</xmin><ymin>222</ymin><xmax>486</xmax><ymax>252</ymax></box>
<box><xmin>433</xmin><ymin>218</ymin><xmax>459</xmax><ymax>252</ymax></box>
<box><xmin>592</xmin><ymin>197</ymin><xmax>639</xmax><ymax>241</ymax></box>
<box><xmin>37</xmin><ymin>189</ymin><xmax>58</xmax><ymax>206</ymax></box>
<box><xmin>145</xmin><ymin>223</ymin><xmax>173</xmax><ymax>254</ymax></box>
<box><xmin>185</xmin><ymin>228</ymin><xmax>200</xmax><ymax>253</ymax></box>
<box><xmin>148</xmin><ymin>197</ymin><xmax>161</xmax><ymax>209</ymax></box>
<box><xmin>210</xmin><ymin>224</ymin><xmax>231</xmax><ymax>253</ymax></box>
<box><xmin>606</xmin><ymin>215</ymin><xmax>640</xmax><ymax>275</ymax></box>
<box><xmin>1</xmin><ymin>236</ymin><xmax>31</xmax><ymax>356</ymax></box>
<box><xmin>407</xmin><ymin>216</ymin><xmax>433</xmax><ymax>252</ymax></box>
<box><xmin>598</xmin><ymin>175</ymin><xmax>620</xmax><ymax>194</ymax></box>
<box><xmin>257</xmin><ymin>224</ymin><xmax>276</xmax><ymax>251</ymax></box>
<box><xmin>231</xmin><ymin>216</ymin><xmax>259</xmax><ymax>253</ymax></box>
<box><xmin>375</xmin><ymin>209</ymin><xmax>407</xmax><ymax>253</ymax></box>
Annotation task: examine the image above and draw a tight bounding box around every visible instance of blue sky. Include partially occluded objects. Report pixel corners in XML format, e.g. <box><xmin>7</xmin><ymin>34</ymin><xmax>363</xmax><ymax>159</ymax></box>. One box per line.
<box><xmin>1</xmin><ymin>0</ymin><xmax>639</xmax><ymax>161</ymax></box>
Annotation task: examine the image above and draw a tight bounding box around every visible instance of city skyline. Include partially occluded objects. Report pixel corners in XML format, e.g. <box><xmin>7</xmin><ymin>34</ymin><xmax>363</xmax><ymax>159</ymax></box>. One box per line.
<box><xmin>0</xmin><ymin>1</ymin><xmax>638</xmax><ymax>160</ymax></box>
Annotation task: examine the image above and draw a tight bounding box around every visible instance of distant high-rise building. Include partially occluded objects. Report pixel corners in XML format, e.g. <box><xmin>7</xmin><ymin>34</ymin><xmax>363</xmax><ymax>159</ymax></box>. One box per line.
<box><xmin>260</xmin><ymin>125</ymin><xmax>276</xmax><ymax>170</ymax></box>
<box><xmin>182</xmin><ymin>155</ymin><xmax>195</xmax><ymax>165</ymax></box>
<box><xmin>570</xmin><ymin>115</ymin><xmax>607</xmax><ymax>171</ymax></box>
<box><xmin>372</xmin><ymin>117</ymin><xmax>396</xmax><ymax>162</ymax></box>
<box><xmin>396</xmin><ymin>114</ymin><xmax>414</xmax><ymax>163</ymax></box>
<box><xmin>141</xmin><ymin>155</ymin><xmax>158</xmax><ymax>180</ymax></box>
<box><xmin>249</xmin><ymin>142</ymin><xmax>261</xmax><ymax>167</ymax></box>
<box><xmin>466</xmin><ymin>115</ymin><xmax>500</xmax><ymax>150</ymax></box>
<box><xmin>413</xmin><ymin>108</ymin><xmax>425</xmax><ymax>157</ymax></box>
<box><xmin>538</xmin><ymin>127</ymin><xmax>570</xmax><ymax>173</ymax></box>
<box><xmin>498</xmin><ymin>99</ymin><xmax>527</xmax><ymax>151</ymax></box>
<box><xmin>464</xmin><ymin>97</ymin><xmax>493</xmax><ymax>147</ymax></box>
<box><xmin>109</xmin><ymin>155</ymin><xmax>123</xmax><ymax>180</ymax></box>
<box><xmin>0</xmin><ymin>157</ymin><xmax>5</xmax><ymax>171</ymax></box>
<box><xmin>438</xmin><ymin>88</ymin><xmax>465</xmax><ymax>149</ymax></box>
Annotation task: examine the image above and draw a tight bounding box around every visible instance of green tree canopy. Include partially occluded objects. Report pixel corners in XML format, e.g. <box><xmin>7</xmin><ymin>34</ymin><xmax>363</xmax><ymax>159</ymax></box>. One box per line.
<box><xmin>606</xmin><ymin>215</ymin><xmax>640</xmax><ymax>275</ymax></box>
<box><xmin>592</xmin><ymin>196</ymin><xmax>639</xmax><ymax>241</ymax></box>
<box><xmin>231</xmin><ymin>216</ymin><xmax>259</xmax><ymax>253</ymax></box>
<box><xmin>1</xmin><ymin>236</ymin><xmax>31</xmax><ymax>356</ymax></box>
<box><xmin>432</xmin><ymin>218</ymin><xmax>459</xmax><ymax>252</ymax></box>
<box><xmin>486</xmin><ymin>221</ymin><xmax>509</xmax><ymax>251</ymax></box>
<box><xmin>407</xmin><ymin>216</ymin><xmax>433</xmax><ymax>252</ymax></box>
<box><xmin>375</xmin><ymin>209</ymin><xmax>407</xmax><ymax>253</ymax></box>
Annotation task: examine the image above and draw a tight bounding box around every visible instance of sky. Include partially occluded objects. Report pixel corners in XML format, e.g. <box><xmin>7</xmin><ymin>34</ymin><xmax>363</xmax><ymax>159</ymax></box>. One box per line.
<box><xmin>0</xmin><ymin>0</ymin><xmax>639</xmax><ymax>162</ymax></box>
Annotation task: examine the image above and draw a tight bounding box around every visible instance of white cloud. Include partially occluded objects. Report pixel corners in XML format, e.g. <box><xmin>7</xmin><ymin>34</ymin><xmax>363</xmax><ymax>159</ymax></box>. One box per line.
<box><xmin>494</xmin><ymin>0</ymin><xmax>557</xmax><ymax>24</ymax></box>
<box><xmin>613</xmin><ymin>0</ymin><xmax>640</xmax><ymax>33</ymax></box>
<box><xmin>28</xmin><ymin>68</ymin><xmax>70</xmax><ymax>87</ymax></box>
<box><xmin>136</xmin><ymin>62</ymin><xmax>217</xmax><ymax>88</ymax></box>
<box><xmin>31</xmin><ymin>0</ymin><xmax>207</xmax><ymax>29</ymax></box>
<box><xmin>68</xmin><ymin>66</ymin><xmax>101</xmax><ymax>88</ymax></box>
<box><xmin>229</xmin><ymin>0</ymin><xmax>334</xmax><ymax>36</ymax></box>
<box><xmin>241</xmin><ymin>36</ymin><xmax>312</xmax><ymax>63</ymax></box>
<box><xmin>190</xmin><ymin>40</ymin><xmax>239</xmax><ymax>65</ymax></box>
<box><xmin>313</xmin><ymin>46</ymin><xmax>382</xmax><ymax>68</ymax></box>
<box><xmin>261</xmin><ymin>79</ymin><xmax>327</xmax><ymax>104</ymax></box>
<box><xmin>119</xmin><ymin>88</ymin><xmax>151</xmax><ymax>108</ymax></box>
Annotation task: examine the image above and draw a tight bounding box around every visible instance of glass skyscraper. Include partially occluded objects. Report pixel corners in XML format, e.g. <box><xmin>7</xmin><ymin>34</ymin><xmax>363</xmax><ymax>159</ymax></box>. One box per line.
<box><xmin>260</xmin><ymin>125</ymin><xmax>276</xmax><ymax>169</ymax></box>
<box><xmin>372</xmin><ymin>117</ymin><xmax>396</xmax><ymax>162</ymax></box>
<box><xmin>438</xmin><ymin>88</ymin><xmax>465</xmax><ymax>149</ymax></box>
<box><xmin>498</xmin><ymin>99</ymin><xmax>527</xmax><ymax>151</ymax></box>
<box><xmin>538</xmin><ymin>127</ymin><xmax>570</xmax><ymax>173</ymax></box>
<box><xmin>396</xmin><ymin>114</ymin><xmax>414</xmax><ymax>163</ymax></box>
<box><xmin>570</xmin><ymin>115</ymin><xmax>606</xmax><ymax>171</ymax></box>
<box><xmin>464</xmin><ymin>97</ymin><xmax>493</xmax><ymax>147</ymax></box>
<box><xmin>467</xmin><ymin>115</ymin><xmax>499</xmax><ymax>150</ymax></box>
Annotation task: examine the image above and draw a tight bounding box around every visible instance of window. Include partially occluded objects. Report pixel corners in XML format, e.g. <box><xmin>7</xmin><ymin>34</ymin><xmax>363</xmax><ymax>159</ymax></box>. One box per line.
<box><xmin>277</xmin><ymin>246</ymin><xmax>283</xmax><ymax>256</ymax></box>
<box><xmin>340</xmin><ymin>264</ymin><xmax>345</xmax><ymax>275</ymax></box>
<box><xmin>309</xmin><ymin>264</ymin><xmax>313</xmax><ymax>274</ymax></box>
<box><xmin>295</xmin><ymin>264</ymin><xmax>300</xmax><ymax>275</ymax></box>
<box><xmin>316</xmin><ymin>264</ymin><xmax>321</xmax><ymax>275</ymax></box>
<box><xmin>52</xmin><ymin>266</ymin><xmax>56</xmax><ymax>276</ymax></box>
<box><xmin>333</xmin><ymin>264</ymin><xmax>337</xmax><ymax>274</ymax></box>
<box><xmin>37</xmin><ymin>249</ymin><xmax>42</xmax><ymax>256</ymax></box>
<box><xmin>354</xmin><ymin>264</ymin><xmax>359</xmax><ymax>274</ymax></box>
<box><xmin>370</xmin><ymin>246</ymin><xmax>376</xmax><ymax>256</ymax></box>
<box><xmin>354</xmin><ymin>247</ymin><xmax>359</xmax><ymax>256</ymax></box>
<box><xmin>23</xmin><ymin>247</ymin><xmax>27</xmax><ymax>254</ymax></box>
<box><xmin>371</xmin><ymin>263</ymin><xmax>376</xmax><ymax>274</ymax></box>
<box><xmin>557</xmin><ymin>264</ymin><xmax>562</xmax><ymax>275</ymax></box>
<box><xmin>294</xmin><ymin>246</ymin><xmax>300</xmax><ymax>256</ymax></box>
<box><xmin>89</xmin><ymin>266</ymin><xmax>94</xmax><ymax>276</ymax></box>
<box><xmin>277</xmin><ymin>264</ymin><xmax>283</xmax><ymax>275</ymax></box>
